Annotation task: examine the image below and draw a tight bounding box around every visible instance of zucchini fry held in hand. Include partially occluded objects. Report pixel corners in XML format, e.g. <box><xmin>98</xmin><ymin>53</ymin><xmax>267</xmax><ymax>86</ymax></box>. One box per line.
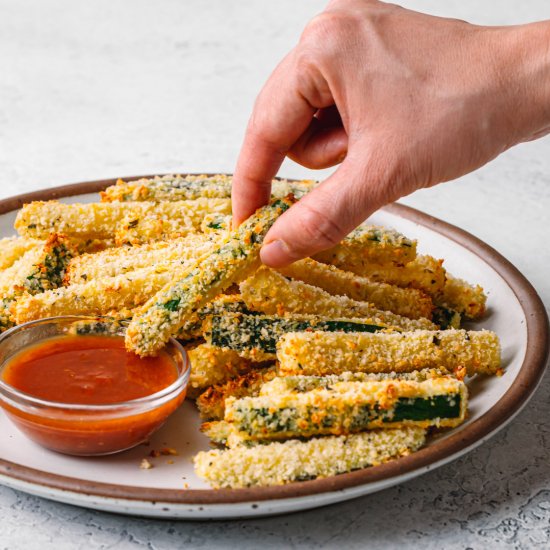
<box><xmin>125</xmin><ymin>196</ymin><xmax>295</xmax><ymax>356</ymax></box>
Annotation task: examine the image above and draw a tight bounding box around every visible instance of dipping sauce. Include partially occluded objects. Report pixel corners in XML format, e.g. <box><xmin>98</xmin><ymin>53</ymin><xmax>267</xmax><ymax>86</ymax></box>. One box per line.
<box><xmin>2</xmin><ymin>335</ymin><xmax>178</xmax><ymax>404</ymax></box>
<box><xmin>0</xmin><ymin>332</ymin><xmax>188</xmax><ymax>456</ymax></box>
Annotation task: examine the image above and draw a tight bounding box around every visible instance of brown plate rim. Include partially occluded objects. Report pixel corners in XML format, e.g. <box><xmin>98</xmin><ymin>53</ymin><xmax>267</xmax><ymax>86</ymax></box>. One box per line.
<box><xmin>0</xmin><ymin>175</ymin><xmax>548</xmax><ymax>506</ymax></box>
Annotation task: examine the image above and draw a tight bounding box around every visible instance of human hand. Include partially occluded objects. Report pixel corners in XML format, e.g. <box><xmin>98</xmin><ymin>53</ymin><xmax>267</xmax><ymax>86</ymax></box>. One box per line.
<box><xmin>232</xmin><ymin>0</ymin><xmax>550</xmax><ymax>266</ymax></box>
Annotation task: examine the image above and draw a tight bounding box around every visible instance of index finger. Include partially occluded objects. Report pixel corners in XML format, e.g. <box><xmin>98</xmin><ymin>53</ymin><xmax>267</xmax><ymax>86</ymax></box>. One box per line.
<box><xmin>232</xmin><ymin>51</ymin><xmax>317</xmax><ymax>226</ymax></box>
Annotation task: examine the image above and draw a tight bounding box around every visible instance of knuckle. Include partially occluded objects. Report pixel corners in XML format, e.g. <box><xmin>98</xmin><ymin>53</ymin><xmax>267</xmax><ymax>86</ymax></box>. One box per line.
<box><xmin>300</xmin><ymin>10</ymin><xmax>360</xmax><ymax>57</ymax></box>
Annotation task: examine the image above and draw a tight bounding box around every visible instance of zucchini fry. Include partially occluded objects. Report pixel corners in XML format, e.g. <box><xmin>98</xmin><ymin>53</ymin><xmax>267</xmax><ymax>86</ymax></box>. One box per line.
<box><xmin>101</xmin><ymin>174</ymin><xmax>316</xmax><ymax>202</ymax></box>
<box><xmin>187</xmin><ymin>343</ymin><xmax>261</xmax><ymax>397</ymax></box>
<box><xmin>437</xmin><ymin>273</ymin><xmax>487</xmax><ymax>320</ymax></box>
<box><xmin>65</xmin><ymin>234</ymin><xmax>216</xmax><ymax>283</ymax></box>
<box><xmin>225</xmin><ymin>377</ymin><xmax>467</xmax><ymax>440</ymax></box>
<box><xmin>319</xmin><ymin>254</ymin><xmax>447</xmax><ymax>295</ymax></box>
<box><xmin>13</xmin><ymin>264</ymin><xmax>188</xmax><ymax>324</ymax></box>
<box><xmin>101</xmin><ymin>174</ymin><xmax>234</xmax><ymax>201</ymax></box>
<box><xmin>197</xmin><ymin>367</ymin><xmax>452</xmax><ymax>421</ymax></box>
<box><xmin>278</xmin><ymin>258</ymin><xmax>433</xmax><ymax>320</ymax></box>
<box><xmin>196</xmin><ymin>367</ymin><xmax>278</xmax><ymax>420</ymax></box>
<box><xmin>314</xmin><ymin>224</ymin><xmax>417</xmax><ymax>267</ymax></box>
<box><xmin>0</xmin><ymin>237</ymin><xmax>42</xmax><ymax>270</ymax></box>
<box><xmin>277</xmin><ymin>329</ymin><xmax>501</xmax><ymax>377</ymax></box>
<box><xmin>177</xmin><ymin>294</ymin><xmax>253</xmax><ymax>341</ymax></box>
<box><xmin>194</xmin><ymin>427</ymin><xmax>426</xmax><ymax>488</ymax></box>
<box><xmin>239</xmin><ymin>267</ymin><xmax>436</xmax><ymax>331</ymax></box>
<box><xmin>125</xmin><ymin>196</ymin><xmax>295</xmax><ymax>356</ymax></box>
<box><xmin>207</xmin><ymin>313</ymin><xmax>388</xmax><ymax>361</ymax></box>
<box><xmin>432</xmin><ymin>306</ymin><xmax>462</xmax><ymax>330</ymax></box>
<box><xmin>0</xmin><ymin>235</ymin><xmax>76</xmax><ymax>330</ymax></box>
<box><xmin>200</xmin><ymin>214</ymin><xmax>232</xmax><ymax>235</ymax></box>
<box><xmin>15</xmin><ymin>199</ymin><xmax>231</xmax><ymax>240</ymax></box>
<box><xmin>260</xmin><ymin>368</ymin><xmax>457</xmax><ymax>396</ymax></box>
<box><xmin>0</xmin><ymin>234</ymin><xmax>75</xmax><ymax>296</ymax></box>
<box><xmin>115</xmin><ymin>208</ymin><xmax>221</xmax><ymax>246</ymax></box>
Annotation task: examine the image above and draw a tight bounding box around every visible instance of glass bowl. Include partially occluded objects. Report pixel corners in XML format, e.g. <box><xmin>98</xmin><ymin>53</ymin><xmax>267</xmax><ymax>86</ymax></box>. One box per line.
<box><xmin>0</xmin><ymin>317</ymin><xmax>190</xmax><ymax>456</ymax></box>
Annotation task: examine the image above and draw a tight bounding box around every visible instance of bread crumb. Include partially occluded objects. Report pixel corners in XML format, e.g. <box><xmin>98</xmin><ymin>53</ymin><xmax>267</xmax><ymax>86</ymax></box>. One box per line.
<box><xmin>161</xmin><ymin>447</ymin><xmax>179</xmax><ymax>456</ymax></box>
<box><xmin>140</xmin><ymin>458</ymin><xmax>154</xmax><ymax>470</ymax></box>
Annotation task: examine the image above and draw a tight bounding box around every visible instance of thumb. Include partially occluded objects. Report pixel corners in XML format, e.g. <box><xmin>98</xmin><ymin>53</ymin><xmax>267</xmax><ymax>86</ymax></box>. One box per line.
<box><xmin>260</xmin><ymin>158</ymin><xmax>390</xmax><ymax>267</ymax></box>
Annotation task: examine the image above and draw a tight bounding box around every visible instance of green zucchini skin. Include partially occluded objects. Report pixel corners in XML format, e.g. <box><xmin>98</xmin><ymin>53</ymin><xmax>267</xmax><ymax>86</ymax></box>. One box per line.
<box><xmin>209</xmin><ymin>313</ymin><xmax>387</xmax><ymax>356</ymax></box>
<box><xmin>383</xmin><ymin>394</ymin><xmax>461</xmax><ymax>423</ymax></box>
<box><xmin>432</xmin><ymin>306</ymin><xmax>462</xmax><ymax>329</ymax></box>
<box><xmin>232</xmin><ymin>392</ymin><xmax>463</xmax><ymax>439</ymax></box>
<box><xmin>125</xmin><ymin>197</ymin><xmax>294</xmax><ymax>356</ymax></box>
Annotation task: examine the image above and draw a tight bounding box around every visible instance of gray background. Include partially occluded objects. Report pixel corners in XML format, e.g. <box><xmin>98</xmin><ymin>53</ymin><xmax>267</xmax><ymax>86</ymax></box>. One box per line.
<box><xmin>1</xmin><ymin>1</ymin><xmax>549</xmax><ymax>548</ymax></box>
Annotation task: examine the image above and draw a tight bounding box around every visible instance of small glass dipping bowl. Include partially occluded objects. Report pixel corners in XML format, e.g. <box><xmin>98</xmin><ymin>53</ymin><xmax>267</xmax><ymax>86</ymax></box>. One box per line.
<box><xmin>0</xmin><ymin>317</ymin><xmax>190</xmax><ymax>456</ymax></box>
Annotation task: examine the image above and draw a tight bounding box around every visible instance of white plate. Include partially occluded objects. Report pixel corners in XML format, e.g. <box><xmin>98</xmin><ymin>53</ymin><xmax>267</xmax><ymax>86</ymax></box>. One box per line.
<box><xmin>0</xmin><ymin>178</ymin><xmax>547</xmax><ymax>519</ymax></box>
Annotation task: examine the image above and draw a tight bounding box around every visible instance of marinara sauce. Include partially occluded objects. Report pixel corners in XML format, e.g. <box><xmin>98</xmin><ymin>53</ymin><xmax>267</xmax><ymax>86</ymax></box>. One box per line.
<box><xmin>1</xmin><ymin>335</ymin><xmax>185</xmax><ymax>455</ymax></box>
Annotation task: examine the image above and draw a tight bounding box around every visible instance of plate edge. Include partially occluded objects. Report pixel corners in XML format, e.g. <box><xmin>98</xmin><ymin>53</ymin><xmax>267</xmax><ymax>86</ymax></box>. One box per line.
<box><xmin>0</xmin><ymin>175</ymin><xmax>548</xmax><ymax>506</ymax></box>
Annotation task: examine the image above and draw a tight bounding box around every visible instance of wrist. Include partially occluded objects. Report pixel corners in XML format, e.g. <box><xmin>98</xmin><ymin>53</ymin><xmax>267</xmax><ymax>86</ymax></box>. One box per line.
<box><xmin>495</xmin><ymin>21</ymin><xmax>550</xmax><ymax>143</ymax></box>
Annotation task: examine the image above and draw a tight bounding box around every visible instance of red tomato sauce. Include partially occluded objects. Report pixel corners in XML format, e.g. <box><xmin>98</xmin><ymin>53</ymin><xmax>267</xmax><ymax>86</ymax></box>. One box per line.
<box><xmin>2</xmin><ymin>335</ymin><xmax>178</xmax><ymax>404</ymax></box>
<box><xmin>0</xmin><ymin>335</ymin><xmax>185</xmax><ymax>455</ymax></box>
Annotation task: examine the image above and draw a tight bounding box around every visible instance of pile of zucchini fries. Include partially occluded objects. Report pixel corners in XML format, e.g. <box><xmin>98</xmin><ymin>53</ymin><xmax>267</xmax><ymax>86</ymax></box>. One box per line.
<box><xmin>1</xmin><ymin>174</ymin><xmax>500</xmax><ymax>488</ymax></box>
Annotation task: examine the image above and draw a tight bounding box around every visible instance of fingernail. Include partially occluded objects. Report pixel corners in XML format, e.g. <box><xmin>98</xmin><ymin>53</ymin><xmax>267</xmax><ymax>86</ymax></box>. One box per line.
<box><xmin>260</xmin><ymin>239</ymin><xmax>292</xmax><ymax>267</ymax></box>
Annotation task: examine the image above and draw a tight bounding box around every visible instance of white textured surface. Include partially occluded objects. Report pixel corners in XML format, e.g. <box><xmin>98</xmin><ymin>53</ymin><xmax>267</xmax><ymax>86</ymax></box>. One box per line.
<box><xmin>0</xmin><ymin>0</ymin><xmax>549</xmax><ymax>547</ymax></box>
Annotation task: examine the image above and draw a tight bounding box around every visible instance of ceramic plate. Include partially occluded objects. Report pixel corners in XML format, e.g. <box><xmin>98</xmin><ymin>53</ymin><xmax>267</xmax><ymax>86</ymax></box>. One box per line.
<box><xmin>0</xmin><ymin>177</ymin><xmax>547</xmax><ymax>519</ymax></box>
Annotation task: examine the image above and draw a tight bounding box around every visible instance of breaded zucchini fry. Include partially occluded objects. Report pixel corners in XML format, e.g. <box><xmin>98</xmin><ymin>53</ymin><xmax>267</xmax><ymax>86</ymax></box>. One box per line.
<box><xmin>197</xmin><ymin>367</ymin><xmax>453</xmax><ymax>422</ymax></box>
<box><xmin>239</xmin><ymin>267</ymin><xmax>436</xmax><ymax>331</ymax></box>
<box><xmin>114</xmin><ymin>208</ymin><xmax>222</xmax><ymax>246</ymax></box>
<box><xmin>437</xmin><ymin>273</ymin><xmax>487</xmax><ymax>320</ymax></box>
<box><xmin>320</xmin><ymin>254</ymin><xmax>447</xmax><ymax>295</ymax></box>
<box><xmin>100</xmin><ymin>174</ymin><xmax>316</xmax><ymax>202</ymax></box>
<box><xmin>65</xmin><ymin>234</ymin><xmax>216</xmax><ymax>283</ymax></box>
<box><xmin>125</xmin><ymin>197</ymin><xmax>295</xmax><ymax>356</ymax></box>
<box><xmin>0</xmin><ymin>235</ymin><xmax>76</xmax><ymax>330</ymax></box>
<box><xmin>176</xmin><ymin>294</ymin><xmax>253</xmax><ymax>341</ymax></box>
<box><xmin>432</xmin><ymin>306</ymin><xmax>462</xmax><ymax>329</ymax></box>
<box><xmin>0</xmin><ymin>234</ymin><xmax>75</xmax><ymax>296</ymax></box>
<box><xmin>187</xmin><ymin>343</ymin><xmax>260</xmax><ymax>397</ymax></box>
<box><xmin>277</xmin><ymin>329</ymin><xmax>501</xmax><ymax>377</ymax></box>
<box><xmin>101</xmin><ymin>174</ymin><xmax>234</xmax><ymax>201</ymax></box>
<box><xmin>200</xmin><ymin>214</ymin><xmax>232</xmax><ymax>235</ymax></box>
<box><xmin>15</xmin><ymin>199</ymin><xmax>231</xmax><ymax>240</ymax></box>
<box><xmin>196</xmin><ymin>367</ymin><xmax>278</xmax><ymax>420</ymax></box>
<box><xmin>225</xmin><ymin>377</ymin><xmax>467</xmax><ymax>440</ymax></box>
<box><xmin>0</xmin><ymin>237</ymin><xmax>42</xmax><ymax>270</ymax></box>
<box><xmin>314</xmin><ymin>224</ymin><xmax>417</xmax><ymax>267</ymax></box>
<box><xmin>194</xmin><ymin>427</ymin><xmax>426</xmax><ymax>488</ymax></box>
<box><xmin>13</xmin><ymin>264</ymin><xmax>187</xmax><ymax>324</ymax></box>
<box><xmin>260</xmin><ymin>368</ymin><xmax>457</xmax><ymax>396</ymax></box>
<box><xmin>207</xmin><ymin>313</ymin><xmax>388</xmax><ymax>361</ymax></box>
<box><xmin>278</xmin><ymin>258</ymin><xmax>433</xmax><ymax>320</ymax></box>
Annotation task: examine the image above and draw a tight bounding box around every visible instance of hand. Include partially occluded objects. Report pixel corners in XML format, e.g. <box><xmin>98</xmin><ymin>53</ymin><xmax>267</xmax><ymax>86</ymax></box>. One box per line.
<box><xmin>232</xmin><ymin>0</ymin><xmax>550</xmax><ymax>266</ymax></box>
